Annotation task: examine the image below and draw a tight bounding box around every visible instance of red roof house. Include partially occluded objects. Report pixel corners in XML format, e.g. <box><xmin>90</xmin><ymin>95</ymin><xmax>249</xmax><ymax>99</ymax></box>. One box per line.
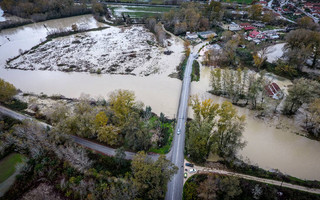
<box><xmin>249</xmin><ymin>30</ymin><xmax>260</xmax><ymax>38</ymax></box>
<box><xmin>265</xmin><ymin>82</ymin><xmax>283</xmax><ymax>99</ymax></box>
<box><xmin>244</xmin><ymin>26</ymin><xmax>256</xmax><ymax>31</ymax></box>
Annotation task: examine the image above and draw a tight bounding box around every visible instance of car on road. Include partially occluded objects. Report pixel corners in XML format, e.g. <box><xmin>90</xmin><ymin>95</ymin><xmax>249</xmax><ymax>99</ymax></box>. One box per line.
<box><xmin>189</xmin><ymin>168</ymin><xmax>197</xmax><ymax>173</ymax></box>
<box><xmin>185</xmin><ymin>163</ymin><xmax>194</xmax><ymax>167</ymax></box>
<box><xmin>184</xmin><ymin>172</ymin><xmax>187</xmax><ymax>178</ymax></box>
<box><xmin>177</xmin><ymin>128</ymin><xmax>181</xmax><ymax>135</ymax></box>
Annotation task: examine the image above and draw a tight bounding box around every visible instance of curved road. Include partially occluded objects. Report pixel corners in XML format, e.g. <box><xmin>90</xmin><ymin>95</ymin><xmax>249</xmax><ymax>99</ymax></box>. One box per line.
<box><xmin>0</xmin><ymin>105</ymin><xmax>159</xmax><ymax>160</ymax></box>
<box><xmin>165</xmin><ymin>52</ymin><xmax>195</xmax><ymax>200</ymax></box>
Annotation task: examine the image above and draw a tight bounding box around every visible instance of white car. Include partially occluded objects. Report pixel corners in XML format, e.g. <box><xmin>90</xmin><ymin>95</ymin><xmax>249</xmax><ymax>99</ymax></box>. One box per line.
<box><xmin>189</xmin><ymin>168</ymin><xmax>197</xmax><ymax>173</ymax></box>
<box><xmin>177</xmin><ymin>129</ymin><xmax>181</xmax><ymax>135</ymax></box>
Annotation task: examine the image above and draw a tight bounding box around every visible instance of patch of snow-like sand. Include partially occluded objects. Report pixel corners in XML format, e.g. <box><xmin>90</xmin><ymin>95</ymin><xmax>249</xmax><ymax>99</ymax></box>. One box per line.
<box><xmin>266</xmin><ymin>43</ymin><xmax>285</xmax><ymax>63</ymax></box>
<box><xmin>7</xmin><ymin>25</ymin><xmax>184</xmax><ymax>76</ymax></box>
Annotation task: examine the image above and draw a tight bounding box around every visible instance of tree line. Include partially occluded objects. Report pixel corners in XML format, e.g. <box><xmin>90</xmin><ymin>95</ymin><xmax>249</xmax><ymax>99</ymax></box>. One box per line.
<box><xmin>0</xmin><ymin>0</ymin><xmax>108</xmax><ymax>22</ymax></box>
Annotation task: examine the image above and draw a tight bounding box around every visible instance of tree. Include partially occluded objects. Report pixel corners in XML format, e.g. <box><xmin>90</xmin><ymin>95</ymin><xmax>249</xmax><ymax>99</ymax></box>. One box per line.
<box><xmin>209</xmin><ymin>68</ymin><xmax>223</xmax><ymax>95</ymax></box>
<box><xmin>248</xmin><ymin>4</ymin><xmax>262</xmax><ymax>20</ymax></box>
<box><xmin>131</xmin><ymin>151</ymin><xmax>178</xmax><ymax>200</ymax></box>
<box><xmin>218</xmin><ymin>176</ymin><xmax>242</xmax><ymax>199</ymax></box>
<box><xmin>297</xmin><ymin>16</ymin><xmax>319</xmax><ymax>31</ymax></box>
<box><xmin>97</xmin><ymin>125</ymin><xmax>120</xmax><ymax>146</ymax></box>
<box><xmin>305</xmin><ymin>98</ymin><xmax>320</xmax><ymax>137</ymax></box>
<box><xmin>109</xmin><ymin>90</ymin><xmax>139</xmax><ymax>127</ymax></box>
<box><xmin>212</xmin><ymin>101</ymin><xmax>246</xmax><ymax>159</ymax></box>
<box><xmin>282</xmin><ymin>78</ymin><xmax>320</xmax><ymax>115</ymax></box>
<box><xmin>124</xmin><ymin>112</ymin><xmax>151</xmax><ymax>151</ymax></box>
<box><xmin>94</xmin><ymin>111</ymin><xmax>108</xmax><ymax>127</ymax></box>
<box><xmin>197</xmin><ymin>174</ymin><xmax>218</xmax><ymax>200</ymax></box>
<box><xmin>115</xmin><ymin>147</ymin><xmax>126</xmax><ymax>167</ymax></box>
<box><xmin>187</xmin><ymin>97</ymin><xmax>246</xmax><ymax>163</ymax></box>
<box><xmin>274</xmin><ymin>60</ymin><xmax>297</xmax><ymax>79</ymax></box>
<box><xmin>0</xmin><ymin>79</ymin><xmax>17</xmax><ymax>103</ymax></box>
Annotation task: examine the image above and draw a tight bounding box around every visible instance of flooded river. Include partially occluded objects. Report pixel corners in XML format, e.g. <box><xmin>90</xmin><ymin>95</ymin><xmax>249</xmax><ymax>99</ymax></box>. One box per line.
<box><xmin>1</xmin><ymin>15</ymin><xmax>320</xmax><ymax>181</ymax></box>
<box><xmin>191</xmin><ymin>66</ymin><xmax>320</xmax><ymax>181</ymax></box>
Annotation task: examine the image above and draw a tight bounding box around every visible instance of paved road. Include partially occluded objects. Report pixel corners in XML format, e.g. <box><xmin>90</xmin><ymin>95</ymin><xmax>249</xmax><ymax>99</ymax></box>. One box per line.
<box><xmin>186</xmin><ymin>163</ymin><xmax>320</xmax><ymax>195</ymax></box>
<box><xmin>165</xmin><ymin>52</ymin><xmax>195</xmax><ymax>200</ymax></box>
<box><xmin>0</xmin><ymin>105</ymin><xmax>160</xmax><ymax>160</ymax></box>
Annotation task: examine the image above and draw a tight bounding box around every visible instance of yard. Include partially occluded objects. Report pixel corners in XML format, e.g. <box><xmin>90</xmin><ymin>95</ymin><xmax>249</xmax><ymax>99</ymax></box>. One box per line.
<box><xmin>0</xmin><ymin>153</ymin><xmax>25</xmax><ymax>184</ymax></box>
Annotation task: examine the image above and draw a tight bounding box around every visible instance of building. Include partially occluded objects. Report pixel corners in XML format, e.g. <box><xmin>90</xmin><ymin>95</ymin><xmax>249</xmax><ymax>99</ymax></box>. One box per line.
<box><xmin>265</xmin><ymin>82</ymin><xmax>283</xmax><ymax>100</ymax></box>
<box><xmin>186</xmin><ymin>32</ymin><xmax>198</xmax><ymax>40</ymax></box>
<box><xmin>249</xmin><ymin>30</ymin><xmax>260</xmax><ymax>39</ymax></box>
<box><xmin>227</xmin><ymin>22</ymin><xmax>241</xmax><ymax>31</ymax></box>
<box><xmin>240</xmin><ymin>23</ymin><xmax>251</xmax><ymax>28</ymax></box>
<box><xmin>257</xmin><ymin>1</ymin><xmax>268</xmax><ymax>6</ymax></box>
<box><xmin>197</xmin><ymin>31</ymin><xmax>216</xmax><ymax>39</ymax></box>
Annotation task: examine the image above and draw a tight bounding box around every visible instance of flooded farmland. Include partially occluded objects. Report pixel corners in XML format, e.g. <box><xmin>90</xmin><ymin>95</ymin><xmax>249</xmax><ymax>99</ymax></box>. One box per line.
<box><xmin>1</xmin><ymin>15</ymin><xmax>320</xmax><ymax>181</ymax></box>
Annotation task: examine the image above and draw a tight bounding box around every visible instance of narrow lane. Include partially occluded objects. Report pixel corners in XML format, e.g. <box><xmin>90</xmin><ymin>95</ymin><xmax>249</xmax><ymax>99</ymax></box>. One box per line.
<box><xmin>0</xmin><ymin>105</ymin><xmax>159</xmax><ymax>160</ymax></box>
<box><xmin>186</xmin><ymin>162</ymin><xmax>320</xmax><ymax>195</ymax></box>
<box><xmin>165</xmin><ymin>52</ymin><xmax>195</xmax><ymax>200</ymax></box>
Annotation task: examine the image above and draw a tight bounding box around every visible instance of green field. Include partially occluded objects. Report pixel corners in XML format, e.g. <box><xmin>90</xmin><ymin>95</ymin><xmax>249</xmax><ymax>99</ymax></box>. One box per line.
<box><xmin>109</xmin><ymin>5</ymin><xmax>176</xmax><ymax>18</ymax></box>
<box><xmin>222</xmin><ymin>0</ymin><xmax>253</xmax><ymax>4</ymax></box>
<box><xmin>0</xmin><ymin>153</ymin><xmax>25</xmax><ymax>184</ymax></box>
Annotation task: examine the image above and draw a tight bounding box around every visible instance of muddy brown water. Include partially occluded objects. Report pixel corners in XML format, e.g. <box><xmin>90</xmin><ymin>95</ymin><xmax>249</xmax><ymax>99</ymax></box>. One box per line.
<box><xmin>1</xmin><ymin>15</ymin><xmax>320</xmax><ymax>181</ymax></box>
<box><xmin>191</xmin><ymin>67</ymin><xmax>320</xmax><ymax>181</ymax></box>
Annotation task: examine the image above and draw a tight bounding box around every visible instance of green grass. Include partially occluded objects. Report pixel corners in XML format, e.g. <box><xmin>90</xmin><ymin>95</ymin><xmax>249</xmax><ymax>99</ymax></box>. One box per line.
<box><xmin>110</xmin><ymin>5</ymin><xmax>175</xmax><ymax>18</ymax></box>
<box><xmin>0</xmin><ymin>153</ymin><xmax>25</xmax><ymax>184</ymax></box>
<box><xmin>222</xmin><ymin>0</ymin><xmax>253</xmax><ymax>4</ymax></box>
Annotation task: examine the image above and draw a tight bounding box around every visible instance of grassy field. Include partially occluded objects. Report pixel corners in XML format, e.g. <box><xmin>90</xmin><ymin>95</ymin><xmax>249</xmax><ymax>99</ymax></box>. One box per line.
<box><xmin>222</xmin><ymin>0</ymin><xmax>253</xmax><ymax>4</ymax></box>
<box><xmin>0</xmin><ymin>153</ymin><xmax>25</xmax><ymax>184</ymax></box>
<box><xmin>109</xmin><ymin>5</ymin><xmax>175</xmax><ymax>18</ymax></box>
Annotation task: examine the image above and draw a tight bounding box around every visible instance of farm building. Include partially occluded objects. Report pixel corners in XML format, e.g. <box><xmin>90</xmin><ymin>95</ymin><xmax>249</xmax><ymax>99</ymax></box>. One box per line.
<box><xmin>265</xmin><ymin>82</ymin><xmax>283</xmax><ymax>100</ymax></box>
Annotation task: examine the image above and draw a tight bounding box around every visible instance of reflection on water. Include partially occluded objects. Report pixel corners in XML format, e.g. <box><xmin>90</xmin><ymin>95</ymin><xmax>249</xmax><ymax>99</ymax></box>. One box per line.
<box><xmin>191</xmin><ymin>66</ymin><xmax>320</xmax><ymax>181</ymax></box>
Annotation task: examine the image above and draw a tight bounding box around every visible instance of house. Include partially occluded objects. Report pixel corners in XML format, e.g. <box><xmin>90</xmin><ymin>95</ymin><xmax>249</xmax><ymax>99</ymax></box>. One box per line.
<box><xmin>244</xmin><ymin>26</ymin><xmax>256</xmax><ymax>31</ymax></box>
<box><xmin>252</xmin><ymin>23</ymin><xmax>265</xmax><ymax>28</ymax></box>
<box><xmin>186</xmin><ymin>32</ymin><xmax>198</xmax><ymax>40</ymax></box>
<box><xmin>197</xmin><ymin>31</ymin><xmax>216</xmax><ymax>39</ymax></box>
<box><xmin>240</xmin><ymin>23</ymin><xmax>251</xmax><ymax>28</ymax></box>
<box><xmin>228</xmin><ymin>22</ymin><xmax>241</xmax><ymax>31</ymax></box>
<box><xmin>265</xmin><ymin>82</ymin><xmax>283</xmax><ymax>100</ymax></box>
<box><xmin>249</xmin><ymin>30</ymin><xmax>260</xmax><ymax>38</ymax></box>
<box><xmin>257</xmin><ymin>1</ymin><xmax>268</xmax><ymax>6</ymax></box>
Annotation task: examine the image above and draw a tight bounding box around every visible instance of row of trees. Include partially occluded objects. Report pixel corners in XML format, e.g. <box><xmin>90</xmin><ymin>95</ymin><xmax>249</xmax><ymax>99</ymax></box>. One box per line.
<box><xmin>186</xmin><ymin>96</ymin><xmax>246</xmax><ymax>163</ymax></box>
<box><xmin>0</xmin><ymin>0</ymin><xmax>107</xmax><ymax>22</ymax></box>
<box><xmin>48</xmin><ymin>90</ymin><xmax>172</xmax><ymax>152</ymax></box>
<box><xmin>145</xmin><ymin>18</ymin><xmax>167</xmax><ymax>47</ymax></box>
<box><xmin>210</xmin><ymin>68</ymin><xmax>277</xmax><ymax>110</ymax></box>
